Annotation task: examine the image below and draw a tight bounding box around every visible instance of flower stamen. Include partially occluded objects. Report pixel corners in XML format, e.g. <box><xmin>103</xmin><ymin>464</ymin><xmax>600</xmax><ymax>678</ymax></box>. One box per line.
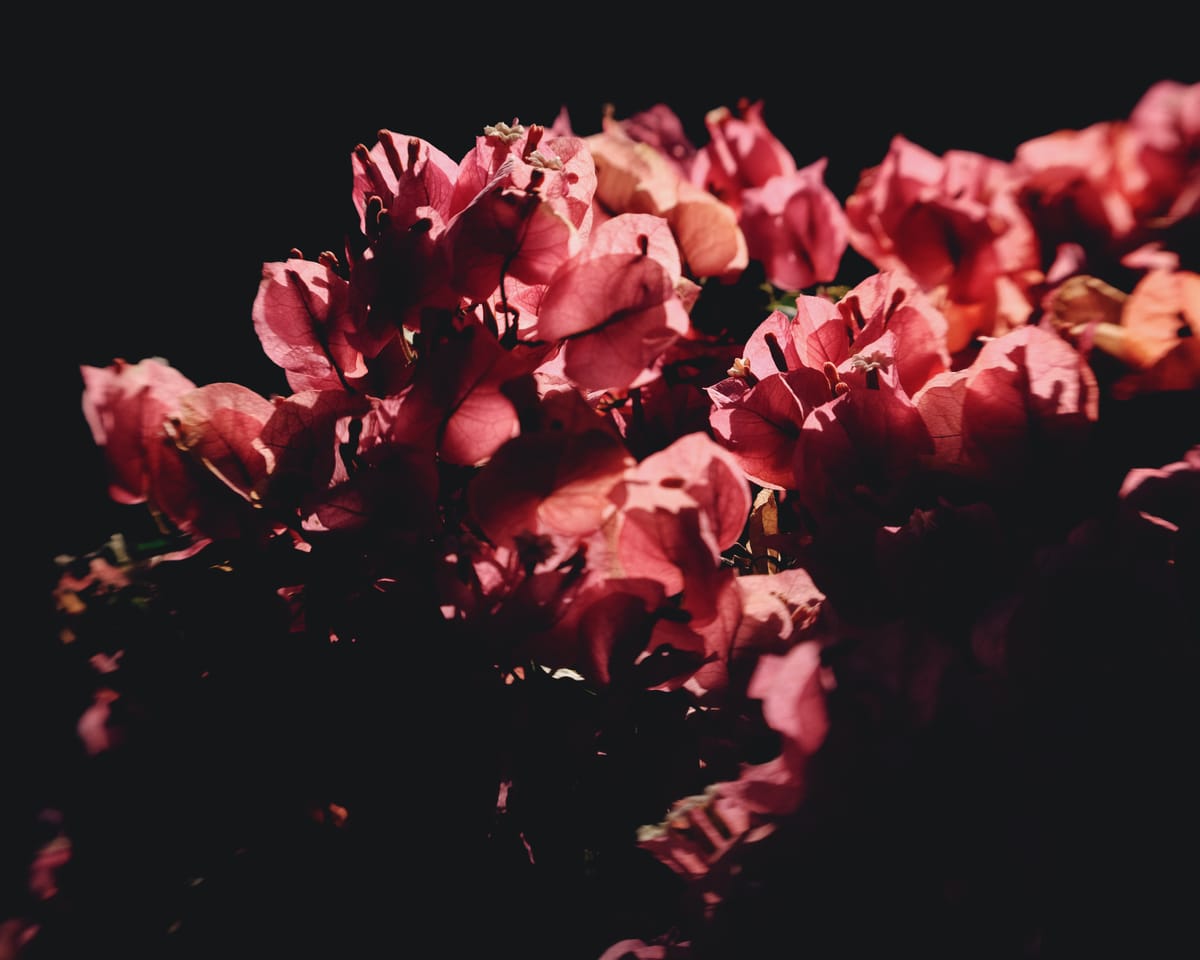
<box><xmin>484</xmin><ymin>120</ymin><xmax>525</xmax><ymax>144</ymax></box>
<box><xmin>727</xmin><ymin>357</ymin><xmax>758</xmax><ymax>386</ymax></box>
<box><xmin>849</xmin><ymin>350</ymin><xmax>891</xmax><ymax>390</ymax></box>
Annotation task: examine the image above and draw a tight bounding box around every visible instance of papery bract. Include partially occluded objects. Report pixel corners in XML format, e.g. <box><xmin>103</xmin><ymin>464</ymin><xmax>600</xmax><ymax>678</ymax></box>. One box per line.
<box><xmin>350</xmin><ymin>131</ymin><xmax>460</xmax><ymax>339</ymax></box>
<box><xmin>742</xmin><ymin>300</ymin><xmax>840</xmax><ymax>375</ymax></box>
<box><xmin>638</xmin><ymin>639</ymin><xmax>829</xmax><ymax>882</ymax></box>
<box><xmin>784</xmin><ymin>273</ymin><xmax>951</xmax><ymax>396</ymax></box>
<box><xmin>405</xmin><ymin>320</ymin><xmax>543</xmax><ymax>466</ymax></box>
<box><xmin>81</xmin><ymin>357</ymin><xmax>197</xmax><ymax>505</ymax></box>
<box><xmin>1127</xmin><ymin>80</ymin><xmax>1200</xmax><ymax>226</ymax></box>
<box><xmin>710</xmin><ymin>276</ymin><xmax>949</xmax><ymax>492</ymax></box>
<box><xmin>446</xmin><ymin>174</ymin><xmax>580</xmax><ymax>301</ymax></box>
<box><xmin>174</xmin><ymin>383</ymin><xmax>274</xmax><ymax>501</ymax></box>
<box><xmin>912</xmin><ymin>368</ymin><xmax>971</xmax><ymax>469</ymax></box>
<box><xmin>586</xmin><ymin>118</ymin><xmax>748</xmax><ymax>280</ymax></box>
<box><xmin>961</xmin><ymin>324</ymin><xmax>1099</xmax><ymax>475</ymax></box>
<box><xmin>732</xmin><ymin>567</ymin><xmax>827</xmax><ymax>657</ymax></box>
<box><xmin>449</xmin><ymin>121</ymin><xmax>596</xmax><ymax>232</ymax></box>
<box><xmin>467</xmin><ymin>392</ymin><xmax>634</xmax><ymax>552</ymax></box>
<box><xmin>612</xmin><ymin>432</ymin><xmax>752</xmax><ymax>584</ymax></box>
<box><xmin>255</xmin><ymin>389</ymin><xmax>374</xmax><ymax>512</ymax></box>
<box><xmin>537</xmin><ymin>213</ymin><xmax>690</xmax><ymax>392</ymax></box>
<box><xmin>616</xmin><ymin>103</ymin><xmax>698</xmax><ymax>178</ymax></box>
<box><xmin>599</xmin><ymin>433</ymin><xmax>750</xmax><ymax>698</ymax></box>
<box><xmin>691</xmin><ymin>100</ymin><xmax>796</xmax><ymax>211</ymax></box>
<box><xmin>707</xmin><ymin>368</ymin><xmax>829</xmax><ymax>490</ymax></box>
<box><xmin>1107</xmin><ymin>269</ymin><xmax>1200</xmax><ymax>397</ymax></box>
<box><xmin>351</xmin><ymin>129</ymin><xmax>459</xmax><ymax>235</ymax></box>
<box><xmin>297</xmin><ymin>392</ymin><xmax>440</xmax><ymax>534</ymax></box>
<box><xmin>846</xmin><ymin>136</ymin><xmax>1042</xmax><ymax>351</ymax></box>
<box><xmin>1015</xmin><ymin>81</ymin><xmax>1200</xmax><ymax>262</ymax></box>
<box><xmin>253</xmin><ymin>259</ymin><xmax>367</xmax><ymax>393</ymax></box>
<box><xmin>739</xmin><ymin>158</ymin><xmax>849</xmax><ymax>291</ymax></box>
<box><xmin>796</xmin><ymin>346</ymin><xmax>934</xmax><ymax>512</ymax></box>
<box><xmin>444</xmin><ymin>122</ymin><xmax>597</xmax><ymax>302</ymax></box>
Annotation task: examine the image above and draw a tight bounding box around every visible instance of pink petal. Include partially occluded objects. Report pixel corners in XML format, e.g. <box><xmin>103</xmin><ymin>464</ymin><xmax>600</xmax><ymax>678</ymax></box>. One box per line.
<box><xmin>252</xmin><ymin>259</ymin><xmax>366</xmax><ymax>392</ymax></box>
<box><xmin>175</xmin><ymin>383</ymin><xmax>274</xmax><ymax>500</ymax></box>
<box><xmin>739</xmin><ymin>159</ymin><xmax>848</xmax><ymax>291</ymax></box>
<box><xmin>80</xmin><ymin>358</ymin><xmax>197</xmax><ymax>505</ymax></box>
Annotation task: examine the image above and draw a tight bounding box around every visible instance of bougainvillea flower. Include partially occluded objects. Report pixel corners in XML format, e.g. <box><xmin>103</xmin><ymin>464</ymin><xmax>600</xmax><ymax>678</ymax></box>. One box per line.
<box><xmin>608</xmin><ymin>366</ymin><xmax>727</xmax><ymax>461</ymax></box>
<box><xmin>916</xmin><ymin>324</ymin><xmax>1099</xmax><ymax>479</ymax></box>
<box><xmin>707</xmin><ymin>304</ymin><xmax>838</xmax><ymax>491</ymax></box>
<box><xmin>255</xmin><ymin>385</ymin><xmax>442</xmax><ymax>536</ymax></box>
<box><xmin>1015</xmin><ymin>81</ymin><xmax>1199</xmax><ymax>265</ymax></box>
<box><xmin>700</xmin><ymin>303</ymin><xmax>835</xmax><ymax>492</ymax></box>
<box><xmin>1126</xmin><ymin>80</ymin><xmax>1200</xmax><ymax>227</ymax></box>
<box><xmin>710</xmin><ymin>275</ymin><xmax>950</xmax><ymax>492</ymax></box>
<box><xmin>252</xmin><ymin>258</ymin><xmax>368</xmax><ymax>393</ymax></box>
<box><xmin>1082</xmin><ymin>269</ymin><xmax>1200</xmax><ymax>397</ymax></box>
<box><xmin>707</xmin><ymin>366</ymin><xmax>829</xmax><ymax>490</ymax></box>
<box><xmin>611</xmin><ymin>431</ymin><xmax>752</xmax><ymax>586</ymax></box>
<box><xmin>846</xmin><ymin>135</ymin><xmax>1043</xmax><ymax>351</ymax></box>
<box><xmin>255</xmin><ymin>389</ymin><xmax>373</xmax><ymax>515</ymax></box>
<box><xmin>743</xmin><ymin>639</ymin><xmax>830</xmax><ymax>774</ymax></box>
<box><xmin>1117</xmin><ymin>445</ymin><xmax>1200</xmax><ymax>556</ymax></box>
<box><xmin>536</xmin><ymin>213</ymin><xmax>691</xmax><ymax>392</ymax></box>
<box><xmin>443</xmin><ymin>122</ymin><xmax>597</xmax><ymax>302</ymax></box>
<box><xmin>352</xmin><ymin>129</ymin><xmax>459</xmax><ymax>236</ymax></box>
<box><xmin>638</xmin><ymin>640</ymin><xmax>829</xmax><ymax>880</ymax></box>
<box><xmin>819</xmin><ymin>273</ymin><xmax>951</xmax><ymax>395</ymax></box>
<box><xmin>691</xmin><ymin>100</ymin><xmax>797</xmax><ymax>211</ymax></box>
<box><xmin>738</xmin><ymin>159</ymin><xmax>848</xmax><ymax>291</ymax></box>
<box><xmin>614</xmin><ymin>103</ymin><xmax>698</xmax><ymax>178</ymax></box>
<box><xmin>743</xmin><ymin>274</ymin><xmax>950</xmax><ymax>395</ymax></box>
<box><xmin>1014</xmin><ymin>121</ymin><xmax>1139</xmax><ymax>248</ymax></box>
<box><xmin>590</xmin><ymin>433</ymin><xmax>751</xmax><ymax>698</ymax></box>
<box><xmin>444</xmin><ymin>172</ymin><xmax>581</xmax><ymax>303</ymax></box>
<box><xmin>741</xmin><ymin>299</ymin><xmax>839</xmax><ymax>373</ymax></box>
<box><xmin>505</xmin><ymin>433</ymin><xmax>750</xmax><ymax>695</ymax></box>
<box><xmin>732</xmin><ymin>567</ymin><xmax>827</xmax><ymax>658</ymax></box>
<box><xmin>81</xmin><ymin>357</ymin><xmax>198</xmax><ymax>505</ymax></box>
<box><xmin>97</xmin><ymin>379</ymin><xmax>277</xmax><ymax>545</ymax></box>
<box><xmin>523</xmin><ymin>576</ymin><xmax>689</xmax><ymax>690</ymax></box>
<box><xmin>467</xmin><ymin>391</ymin><xmax>634</xmax><ymax>553</ymax></box>
<box><xmin>685</xmin><ymin>102</ymin><xmax>846</xmax><ymax>291</ymax></box>
<box><xmin>403</xmin><ymin>319</ymin><xmax>544</xmax><ymax>466</ymax></box>
<box><xmin>349</xmin><ymin>131</ymin><xmax>461</xmax><ymax>340</ymax></box>
<box><xmin>796</xmin><ymin>340</ymin><xmax>935</xmax><ymax>514</ymax></box>
<box><xmin>448</xmin><ymin>120</ymin><xmax>596</xmax><ymax>231</ymax></box>
<box><xmin>172</xmin><ymin>383</ymin><xmax>274</xmax><ymax>502</ymax></box>
<box><xmin>586</xmin><ymin>116</ymin><xmax>748</xmax><ymax>280</ymax></box>
<box><xmin>349</xmin><ymin>132</ymin><xmax>459</xmax><ymax>336</ymax></box>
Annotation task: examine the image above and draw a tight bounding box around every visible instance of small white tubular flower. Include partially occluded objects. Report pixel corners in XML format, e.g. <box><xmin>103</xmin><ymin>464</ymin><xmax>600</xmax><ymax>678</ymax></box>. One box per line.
<box><xmin>483</xmin><ymin>121</ymin><xmax>526</xmax><ymax>144</ymax></box>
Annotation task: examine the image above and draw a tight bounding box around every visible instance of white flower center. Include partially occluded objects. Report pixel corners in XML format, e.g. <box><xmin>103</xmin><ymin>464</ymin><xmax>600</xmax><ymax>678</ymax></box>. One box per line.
<box><xmin>849</xmin><ymin>350</ymin><xmax>891</xmax><ymax>374</ymax></box>
<box><xmin>727</xmin><ymin>357</ymin><xmax>753</xmax><ymax>380</ymax></box>
<box><xmin>483</xmin><ymin>121</ymin><xmax>526</xmax><ymax>144</ymax></box>
<box><xmin>525</xmin><ymin>149</ymin><xmax>564</xmax><ymax>171</ymax></box>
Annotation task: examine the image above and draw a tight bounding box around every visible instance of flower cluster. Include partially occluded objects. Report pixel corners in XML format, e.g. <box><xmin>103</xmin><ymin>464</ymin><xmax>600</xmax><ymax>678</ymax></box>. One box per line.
<box><xmin>28</xmin><ymin>82</ymin><xmax>1200</xmax><ymax>958</ymax></box>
